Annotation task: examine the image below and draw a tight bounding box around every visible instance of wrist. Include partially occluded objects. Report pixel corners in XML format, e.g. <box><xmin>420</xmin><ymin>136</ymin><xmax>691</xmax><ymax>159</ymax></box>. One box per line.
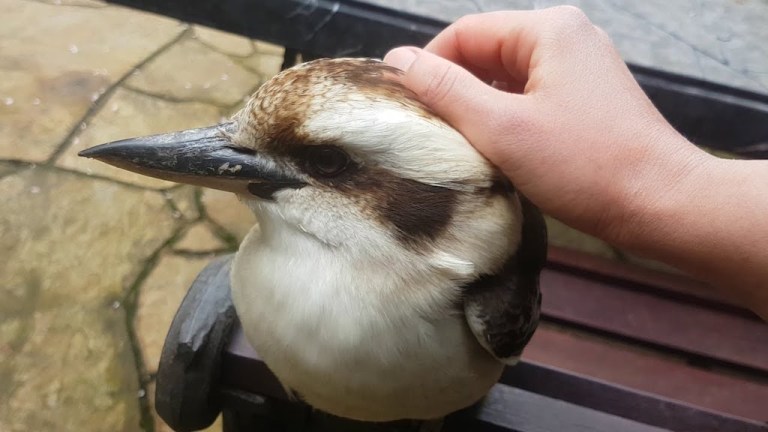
<box><xmin>600</xmin><ymin>132</ymin><xmax>713</xmax><ymax>253</ymax></box>
<box><xmin>603</xmin><ymin>141</ymin><xmax>768</xmax><ymax>316</ymax></box>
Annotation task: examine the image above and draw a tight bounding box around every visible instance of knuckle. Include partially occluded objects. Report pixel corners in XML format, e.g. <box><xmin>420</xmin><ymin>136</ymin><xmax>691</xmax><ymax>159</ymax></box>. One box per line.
<box><xmin>538</xmin><ymin>6</ymin><xmax>605</xmax><ymax>51</ymax></box>
<box><xmin>551</xmin><ymin>5</ymin><xmax>589</xmax><ymax>23</ymax></box>
<box><xmin>546</xmin><ymin>5</ymin><xmax>592</xmax><ymax>35</ymax></box>
<box><xmin>421</xmin><ymin>61</ymin><xmax>460</xmax><ymax>107</ymax></box>
<box><xmin>454</xmin><ymin>13</ymin><xmax>480</xmax><ymax>27</ymax></box>
<box><xmin>451</xmin><ymin>13</ymin><xmax>484</xmax><ymax>42</ymax></box>
<box><xmin>454</xmin><ymin>12</ymin><xmax>494</xmax><ymax>28</ymax></box>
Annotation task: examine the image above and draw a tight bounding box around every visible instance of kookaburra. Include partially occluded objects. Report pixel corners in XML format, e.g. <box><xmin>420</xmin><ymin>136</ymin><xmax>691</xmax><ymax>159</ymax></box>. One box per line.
<box><xmin>80</xmin><ymin>58</ymin><xmax>546</xmax><ymax>422</ymax></box>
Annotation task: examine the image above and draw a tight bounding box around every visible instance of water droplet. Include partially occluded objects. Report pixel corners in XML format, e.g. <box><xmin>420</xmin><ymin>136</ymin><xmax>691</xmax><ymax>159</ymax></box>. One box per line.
<box><xmin>184</xmin><ymin>82</ymin><xmax>192</xmax><ymax>89</ymax></box>
<box><xmin>30</xmin><ymin>186</ymin><xmax>41</xmax><ymax>194</ymax></box>
<box><xmin>137</xmin><ymin>389</ymin><xmax>146</xmax><ymax>398</ymax></box>
<box><xmin>79</xmin><ymin>122</ymin><xmax>87</xmax><ymax>130</ymax></box>
<box><xmin>220</xmin><ymin>73</ymin><xmax>229</xmax><ymax>81</ymax></box>
<box><xmin>98</xmin><ymin>87</ymin><xmax>106</xmax><ymax>95</ymax></box>
<box><xmin>90</xmin><ymin>93</ymin><xmax>99</xmax><ymax>102</ymax></box>
<box><xmin>68</xmin><ymin>44</ymin><xmax>79</xmax><ymax>54</ymax></box>
<box><xmin>111</xmin><ymin>301</ymin><xmax>121</xmax><ymax>309</ymax></box>
<box><xmin>171</xmin><ymin>210</ymin><xmax>182</xmax><ymax>219</ymax></box>
<box><xmin>32</xmin><ymin>98</ymin><xmax>41</xmax><ymax>105</ymax></box>
<box><xmin>4</xmin><ymin>97</ymin><xmax>13</xmax><ymax>106</ymax></box>
<box><xmin>110</xmin><ymin>103</ymin><xmax>119</xmax><ymax>112</ymax></box>
<box><xmin>131</xmin><ymin>69</ymin><xmax>142</xmax><ymax>76</ymax></box>
<box><xmin>73</xmin><ymin>137</ymin><xmax>80</xmax><ymax>145</ymax></box>
<box><xmin>85</xmin><ymin>167</ymin><xmax>94</xmax><ymax>175</ymax></box>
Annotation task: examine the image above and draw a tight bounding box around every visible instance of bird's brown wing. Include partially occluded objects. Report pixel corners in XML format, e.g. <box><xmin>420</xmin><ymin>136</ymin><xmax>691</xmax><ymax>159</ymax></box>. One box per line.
<box><xmin>463</xmin><ymin>194</ymin><xmax>547</xmax><ymax>364</ymax></box>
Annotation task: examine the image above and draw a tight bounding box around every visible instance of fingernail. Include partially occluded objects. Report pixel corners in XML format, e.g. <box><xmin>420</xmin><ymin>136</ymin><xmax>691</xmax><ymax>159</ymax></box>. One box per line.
<box><xmin>383</xmin><ymin>47</ymin><xmax>420</xmax><ymax>71</ymax></box>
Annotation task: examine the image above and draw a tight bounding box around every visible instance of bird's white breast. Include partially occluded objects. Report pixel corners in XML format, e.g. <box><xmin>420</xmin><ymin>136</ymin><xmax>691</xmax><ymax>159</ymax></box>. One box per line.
<box><xmin>231</xmin><ymin>218</ymin><xmax>504</xmax><ymax>421</ymax></box>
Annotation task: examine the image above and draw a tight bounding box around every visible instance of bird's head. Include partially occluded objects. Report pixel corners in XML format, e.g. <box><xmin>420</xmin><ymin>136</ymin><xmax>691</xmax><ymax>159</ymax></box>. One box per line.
<box><xmin>80</xmin><ymin>58</ymin><xmax>520</xmax><ymax>277</ymax></box>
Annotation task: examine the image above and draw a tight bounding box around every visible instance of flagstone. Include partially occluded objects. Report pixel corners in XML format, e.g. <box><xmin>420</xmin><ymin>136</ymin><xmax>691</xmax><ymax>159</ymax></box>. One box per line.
<box><xmin>125</xmin><ymin>37</ymin><xmax>261</xmax><ymax>107</ymax></box>
<box><xmin>134</xmin><ymin>253</ymin><xmax>213</xmax><ymax>374</ymax></box>
<box><xmin>57</xmin><ymin>87</ymin><xmax>221</xmax><ymax>189</ymax></box>
<box><xmin>173</xmin><ymin>223</ymin><xmax>228</xmax><ymax>253</ymax></box>
<box><xmin>0</xmin><ymin>167</ymin><xmax>180</xmax><ymax>431</ymax></box>
<box><xmin>0</xmin><ymin>0</ymin><xmax>184</xmax><ymax>162</ymax></box>
<box><xmin>201</xmin><ymin>188</ymin><xmax>257</xmax><ymax>242</ymax></box>
<box><xmin>195</xmin><ymin>25</ymin><xmax>255</xmax><ymax>57</ymax></box>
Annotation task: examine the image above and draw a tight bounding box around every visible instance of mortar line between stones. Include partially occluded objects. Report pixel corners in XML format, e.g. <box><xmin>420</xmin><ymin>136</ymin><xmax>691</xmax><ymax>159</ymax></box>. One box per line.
<box><xmin>192</xmin><ymin>186</ymin><xmax>207</xmax><ymax>217</ymax></box>
<box><xmin>121</xmin><ymin>84</ymin><xmax>232</xmax><ymax>109</ymax></box>
<box><xmin>0</xmin><ymin>160</ymin><xmax>35</xmax><ymax>180</ymax></box>
<box><xmin>161</xmin><ymin>189</ymin><xmax>199</xmax><ymax>224</ymax></box>
<box><xmin>172</xmin><ymin>248</ymin><xmax>235</xmax><ymax>258</ymax></box>
<box><xmin>122</xmin><ymin>224</ymin><xmax>188</xmax><ymax>432</ymax></box>
<box><xmin>0</xmin><ymin>170</ymin><xmax>18</xmax><ymax>181</ymax></box>
<box><xmin>184</xmin><ymin>180</ymin><xmax>240</xmax><ymax>249</ymax></box>
<box><xmin>41</xmin><ymin>164</ymin><xmax>177</xmax><ymax>192</ymax></box>
<box><xmin>2</xmin><ymin>158</ymin><xmax>188</xmax><ymax>192</ymax></box>
<box><xmin>233</xmin><ymin>57</ymin><xmax>272</xmax><ymax>83</ymax></box>
<box><xmin>193</xmin><ymin>34</ymin><xmax>256</xmax><ymax>59</ymax></box>
<box><xmin>44</xmin><ymin>26</ymin><xmax>193</xmax><ymax>166</ymax></box>
<box><xmin>204</xmin><ymin>216</ymin><xmax>242</xmax><ymax>250</ymax></box>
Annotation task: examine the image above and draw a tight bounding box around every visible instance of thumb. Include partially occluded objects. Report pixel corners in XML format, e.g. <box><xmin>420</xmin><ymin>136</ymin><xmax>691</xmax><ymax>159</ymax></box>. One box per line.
<box><xmin>384</xmin><ymin>47</ymin><xmax>517</xmax><ymax>148</ymax></box>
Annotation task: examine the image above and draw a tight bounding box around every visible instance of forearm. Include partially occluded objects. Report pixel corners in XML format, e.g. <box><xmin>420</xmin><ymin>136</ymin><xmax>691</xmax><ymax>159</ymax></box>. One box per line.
<box><xmin>611</xmin><ymin>143</ymin><xmax>768</xmax><ymax>318</ymax></box>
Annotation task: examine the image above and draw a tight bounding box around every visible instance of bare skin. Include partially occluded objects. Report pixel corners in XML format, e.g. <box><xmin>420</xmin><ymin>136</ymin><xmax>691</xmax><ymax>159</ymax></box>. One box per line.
<box><xmin>384</xmin><ymin>7</ymin><xmax>768</xmax><ymax>319</ymax></box>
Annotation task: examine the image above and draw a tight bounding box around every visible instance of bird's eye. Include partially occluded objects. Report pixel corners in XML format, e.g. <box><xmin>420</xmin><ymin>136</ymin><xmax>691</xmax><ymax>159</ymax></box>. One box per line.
<box><xmin>308</xmin><ymin>146</ymin><xmax>349</xmax><ymax>177</ymax></box>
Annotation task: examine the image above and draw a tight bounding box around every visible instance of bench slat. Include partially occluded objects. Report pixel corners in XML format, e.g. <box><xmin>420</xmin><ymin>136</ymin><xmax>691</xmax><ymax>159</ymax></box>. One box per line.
<box><xmin>453</xmin><ymin>385</ymin><xmax>669</xmax><ymax>432</ymax></box>
<box><xmin>546</xmin><ymin>246</ymin><xmax>745</xmax><ymax>310</ymax></box>
<box><xmin>540</xmin><ymin>267</ymin><xmax>768</xmax><ymax>373</ymax></box>
<box><xmin>525</xmin><ymin>324</ymin><xmax>768</xmax><ymax>421</ymax></box>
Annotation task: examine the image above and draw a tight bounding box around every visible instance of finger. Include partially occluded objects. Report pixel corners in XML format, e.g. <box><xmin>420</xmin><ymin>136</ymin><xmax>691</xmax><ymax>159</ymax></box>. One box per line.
<box><xmin>425</xmin><ymin>7</ymin><xmax>595</xmax><ymax>86</ymax></box>
<box><xmin>384</xmin><ymin>48</ymin><xmax>528</xmax><ymax>154</ymax></box>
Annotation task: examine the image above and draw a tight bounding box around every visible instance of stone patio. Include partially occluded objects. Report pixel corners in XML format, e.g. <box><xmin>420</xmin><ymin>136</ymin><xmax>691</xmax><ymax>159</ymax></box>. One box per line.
<box><xmin>0</xmin><ymin>1</ymin><xmax>660</xmax><ymax>431</ymax></box>
<box><xmin>1</xmin><ymin>1</ymin><xmax>264</xmax><ymax>430</ymax></box>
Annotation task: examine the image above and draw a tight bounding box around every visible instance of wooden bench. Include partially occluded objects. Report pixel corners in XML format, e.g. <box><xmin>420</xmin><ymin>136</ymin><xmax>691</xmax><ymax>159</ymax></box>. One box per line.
<box><xmin>154</xmin><ymin>252</ymin><xmax>768</xmax><ymax>432</ymax></box>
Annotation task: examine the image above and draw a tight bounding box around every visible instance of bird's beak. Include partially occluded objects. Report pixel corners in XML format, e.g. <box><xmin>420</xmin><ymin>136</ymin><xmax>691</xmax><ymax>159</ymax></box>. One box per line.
<box><xmin>78</xmin><ymin>122</ymin><xmax>305</xmax><ymax>198</ymax></box>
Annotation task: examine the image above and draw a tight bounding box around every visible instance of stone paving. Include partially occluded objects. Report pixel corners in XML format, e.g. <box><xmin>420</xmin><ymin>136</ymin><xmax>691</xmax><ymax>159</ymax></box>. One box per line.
<box><xmin>1</xmin><ymin>1</ymin><xmax>265</xmax><ymax>430</ymax></box>
<box><xmin>0</xmin><ymin>1</ymin><xmax>667</xmax><ymax>431</ymax></box>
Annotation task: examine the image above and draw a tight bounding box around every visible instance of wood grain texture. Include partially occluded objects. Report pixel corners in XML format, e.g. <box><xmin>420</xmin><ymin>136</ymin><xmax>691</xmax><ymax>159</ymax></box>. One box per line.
<box><xmin>525</xmin><ymin>324</ymin><xmax>768</xmax><ymax>421</ymax></box>
<box><xmin>540</xmin><ymin>264</ymin><xmax>768</xmax><ymax>373</ymax></box>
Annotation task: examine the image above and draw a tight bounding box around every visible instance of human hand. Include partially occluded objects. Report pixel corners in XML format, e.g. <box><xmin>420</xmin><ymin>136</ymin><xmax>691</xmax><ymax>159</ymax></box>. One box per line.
<box><xmin>384</xmin><ymin>7</ymin><xmax>710</xmax><ymax>245</ymax></box>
